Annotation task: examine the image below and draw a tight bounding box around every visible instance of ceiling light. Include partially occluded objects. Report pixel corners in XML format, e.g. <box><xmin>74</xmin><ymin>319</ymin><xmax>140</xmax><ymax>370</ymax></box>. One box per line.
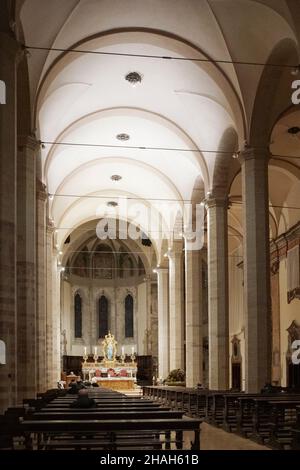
<box><xmin>48</xmin><ymin>194</ymin><xmax>54</xmax><ymax>200</ymax></box>
<box><xmin>116</xmin><ymin>133</ymin><xmax>130</xmax><ymax>141</ymax></box>
<box><xmin>232</xmin><ymin>152</ymin><xmax>239</xmax><ymax>159</ymax></box>
<box><xmin>111</xmin><ymin>174</ymin><xmax>122</xmax><ymax>181</ymax></box>
<box><xmin>125</xmin><ymin>71</ymin><xmax>142</xmax><ymax>87</ymax></box>
<box><xmin>107</xmin><ymin>201</ymin><xmax>118</xmax><ymax>208</ymax></box>
<box><xmin>288</xmin><ymin>126</ymin><xmax>300</xmax><ymax>135</ymax></box>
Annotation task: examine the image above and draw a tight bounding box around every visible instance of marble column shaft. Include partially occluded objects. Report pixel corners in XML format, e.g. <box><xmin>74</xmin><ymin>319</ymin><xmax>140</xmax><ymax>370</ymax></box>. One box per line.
<box><xmin>157</xmin><ymin>267</ymin><xmax>169</xmax><ymax>379</ymax></box>
<box><xmin>0</xmin><ymin>33</ymin><xmax>20</xmax><ymax>411</ymax></box>
<box><xmin>185</xmin><ymin>249</ymin><xmax>203</xmax><ymax>387</ymax></box>
<box><xmin>206</xmin><ymin>197</ymin><xmax>229</xmax><ymax>390</ymax></box>
<box><xmin>168</xmin><ymin>245</ymin><xmax>184</xmax><ymax>371</ymax></box>
<box><xmin>240</xmin><ymin>148</ymin><xmax>271</xmax><ymax>392</ymax></box>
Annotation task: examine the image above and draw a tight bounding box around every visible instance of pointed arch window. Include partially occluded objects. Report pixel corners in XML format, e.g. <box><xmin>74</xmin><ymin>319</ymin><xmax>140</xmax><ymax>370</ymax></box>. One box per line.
<box><xmin>74</xmin><ymin>293</ymin><xmax>82</xmax><ymax>338</ymax></box>
<box><xmin>125</xmin><ymin>294</ymin><xmax>134</xmax><ymax>338</ymax></box>
<box><xmin>99</xmin><ymin>295</ymin><xmax>109</xmax><ymax>338</ymax></box>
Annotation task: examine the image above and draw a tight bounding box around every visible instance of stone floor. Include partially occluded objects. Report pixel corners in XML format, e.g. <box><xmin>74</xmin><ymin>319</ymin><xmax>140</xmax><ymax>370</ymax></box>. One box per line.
<box><xmin>184</xmin><ymin>422</ymin><xmax>269</xmax><ymax>450</ymax></box>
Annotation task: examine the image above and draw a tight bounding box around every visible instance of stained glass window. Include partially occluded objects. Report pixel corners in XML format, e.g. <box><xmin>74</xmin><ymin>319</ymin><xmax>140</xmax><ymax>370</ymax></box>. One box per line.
<box><xmin>74</xmin><ymin>293</ymin><xmax>82</xmax><ymax>338</ymax></box>
<box><xmin>99</xmin><ymin>295</ymin><xmax>109</xmax><ymax>338</ymax></box>
<box><xmin>125</xmin><ymin>294</ymin><xmax>134</xmax><ymax>338</ymax></box>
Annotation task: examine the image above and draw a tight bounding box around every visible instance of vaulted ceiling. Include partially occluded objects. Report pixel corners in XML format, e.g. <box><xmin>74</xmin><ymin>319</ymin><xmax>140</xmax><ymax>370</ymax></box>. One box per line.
<box><xmin>17</xmin><ymin>0</ymin><xmax>300</xmax><ymax>252</ymax></box>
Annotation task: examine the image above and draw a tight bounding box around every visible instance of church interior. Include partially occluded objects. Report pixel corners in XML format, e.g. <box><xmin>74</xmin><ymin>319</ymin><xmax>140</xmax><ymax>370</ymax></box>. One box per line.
<box><xmin>1</xmin><ymin>0</ymin><xmax>300</xmax><ymax>452</ymax></box>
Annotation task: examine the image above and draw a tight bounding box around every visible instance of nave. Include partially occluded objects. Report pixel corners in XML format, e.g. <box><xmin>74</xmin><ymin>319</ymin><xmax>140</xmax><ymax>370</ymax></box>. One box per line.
<box><xmin>1</xmin><ymin>0</ymin><xmax>300</xmax><ymax>455</ymax></box>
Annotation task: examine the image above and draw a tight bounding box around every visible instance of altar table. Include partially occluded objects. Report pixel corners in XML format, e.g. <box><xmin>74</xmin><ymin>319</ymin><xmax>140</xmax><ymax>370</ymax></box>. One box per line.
<box><xmin>96</xmin><ymin>377</ymin><xmax>135</xmax><ymax>390</ymax></box>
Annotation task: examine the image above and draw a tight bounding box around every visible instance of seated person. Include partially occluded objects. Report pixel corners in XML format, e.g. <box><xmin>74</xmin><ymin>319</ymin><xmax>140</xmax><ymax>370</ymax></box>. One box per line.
<box><xmin>57</xmin><ymin>380</ymin><xmax>65</xmax><ymax>389</ymax></box>
<box><xmin>67</xmin><ymin>379</ymin><xmax>79</xmax><ymax>394</ymax></box>
<box><xmin>76</xmin><ymin>378</ymin><xmax>86</xmax><ymax>390</ymax></box>
<box><xmin>70</xmin><ymin>389</ymin><xmax>97</xmax><ymax>408</ymax></box>
<box><xmin>91</xmin><ymin>377</ymin><xmax>99</xmax><ymax>387</ymax></box>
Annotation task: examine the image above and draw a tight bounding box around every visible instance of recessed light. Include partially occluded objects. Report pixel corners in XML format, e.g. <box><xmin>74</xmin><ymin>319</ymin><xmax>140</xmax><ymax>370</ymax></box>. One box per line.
<box><xmin>288</xmin><ymin>126</ymin><xmax>300</xmax><ymax>135</ymax></box>
<box><xmin>107</xmin><ymin>201</ymin><xmax>118</xmax><ymax>208</ymax></box>
<box><xmin>116</xmin><ymin>133</ymin><xmax>130</xmax><ymax>141</ymax></box>
<box><xmin>125</xmin><ymin>71</ymin><xmax>142</xmax><ymax>86</ymax></box>
<box><xmin>111</xmin><ymin>175</ymin><xmax>122</xmax><ymax>181</ymax></box>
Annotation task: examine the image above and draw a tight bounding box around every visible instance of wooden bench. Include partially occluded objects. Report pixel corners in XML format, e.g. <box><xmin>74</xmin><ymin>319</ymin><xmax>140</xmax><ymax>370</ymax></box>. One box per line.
<box><xmin>20</xmin><ymin>417</ymin><xmax>201</xmax><ymax>450</ymax></box>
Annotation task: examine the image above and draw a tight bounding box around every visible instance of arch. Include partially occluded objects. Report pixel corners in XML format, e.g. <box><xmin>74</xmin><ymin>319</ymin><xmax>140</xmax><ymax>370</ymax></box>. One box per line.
<box><xmin>98</xmin><ymin>295</ymin><xmax>109</xmax><ymax>338</ymax></box>
<box><xmin>125</xmin><ymin>294</ymin><xmax>134</xmax><ymax>338</ymax></box>
<box><xmin>249</xmin><ymin>38</ymin><xmax>299</xmax><ymax>147</ymax></box>
<box><xmin>74</xmin><ymin>292</ymin><xmax>82</xmax><ymax>338</ymax></box>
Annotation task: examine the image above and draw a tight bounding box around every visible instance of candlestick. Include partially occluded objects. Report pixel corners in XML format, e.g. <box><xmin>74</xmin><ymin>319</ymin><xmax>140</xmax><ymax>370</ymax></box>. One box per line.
<box><xmin>121</xmin><ymin>346</ymin><xmax>125</xmax><ymax>356</ymax></box>
<box><xmin>131</xmin><ymin>346</ymin><xmax>134</xmax><ymax>355</ymax></box>
<box><xmin>94</xmin><ymin>346</ymin><xmax>97</xmax><ymax>356</ymax></box>
<box><xmin>84</xmin><ymin>347</ymin><xmax>87</xmax><ymax>355</ymax></box>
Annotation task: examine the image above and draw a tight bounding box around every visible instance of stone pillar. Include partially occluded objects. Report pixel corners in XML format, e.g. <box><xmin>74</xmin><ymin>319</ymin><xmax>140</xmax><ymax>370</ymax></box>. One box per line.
<box><xmin>185</xmin><ymin>248</ymin><xmax>203</xmax><ymax>387</ymax></box>
<box><xmin>36</xmin><ymin>180</ymin><xmax>47</xmax><ymax>392</ymax></box>
<box><xmin>206</xmin><ymin>196</ymin><xmax>229</xmax><ymax>390</ymax></box>
<box><xmin>0</xmin><ymin>33</ymin><xmax>20</xmax><ymax>411</ymax></box>
<box><xmin>16</xmin><ymin>135</ymin><xmax>39</xmax><ymax>401</ymax></box>
<box><xmin>240</xmin><ymin>147</ymin><xmax>271</xmax><ymax>392</ymax></box>
<box><xmin>46</xmin><ymin>221</ymin><xmax>54</xmax><ymax>389</ymax></box>
<box><xmin>156</xmin><ymin>267</ymin><xmax>169</xmax><ymax>380</ymax></box>
<box><xmin>271</xmin><ymin>263</ymin><xmax>281</xmax><ymax>385</ymax></box>
<box><xmin>52</xmin><ymin>261</ymin><xmax>61</xmax><ymax>386</ymax></box>
<box><xmin>168</xmin><ymin>243</ymin><xmax>184</xmax><ymax>371</ymax></box>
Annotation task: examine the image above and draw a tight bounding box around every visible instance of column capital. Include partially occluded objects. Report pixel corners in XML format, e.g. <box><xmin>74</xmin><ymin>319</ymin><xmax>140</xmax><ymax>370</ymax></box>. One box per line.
<box><xmin>0</xmin><ymin>32</ymin><xmax>22</xmax><ymax>62</ymax></box>
<box><xmin>17</xmin><ymin>134</ymin><xmax>40</xmax><ymax>152</ymax></box>
<box><xmin>46</xmin><ymin>217</ymin><xmax>55</xmax><ymax>234</ymax></box>
<box><xmin>155</xmin><ymin>266</ymin><xmax>169</xmax><ymax>274</ymax></box>
<box><xmin>166</xmin><ymin>248</ymin><xmax>183</xmax><ymax>261</ymax></box>
<box><xmin>36</xmin><ymin>179</ymin><xmax>47</xmax><ymax>201</ymax></box>
<box><xmin>238</xmin><ymin>146</ymin><xmax>270</xmax><ymax>164</ymax></box>
<box><xmin>204</xmin><ymin>195</ymin><xmax>229</xmax><ymax>210</ymax></box>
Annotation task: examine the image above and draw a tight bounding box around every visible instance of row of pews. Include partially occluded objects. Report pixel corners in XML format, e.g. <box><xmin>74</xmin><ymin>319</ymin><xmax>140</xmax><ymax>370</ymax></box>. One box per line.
<box><xmin>143</xmin><ymin>386</ymin><xmax>300</xmax><ymax>450</ymax></box>
<box><xmin>0</xmin><ymin>388</ymin><xmax>201</xmax><ymax>450</ymax></box>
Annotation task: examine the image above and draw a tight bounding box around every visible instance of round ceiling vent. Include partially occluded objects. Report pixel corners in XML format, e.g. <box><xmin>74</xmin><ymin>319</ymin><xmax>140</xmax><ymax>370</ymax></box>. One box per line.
<box><xmin>116</xmin><ymin>133</ymin><xmax>130</xmax><ymax>141</ymax></box>
<box><xmin>107</xmin><ymin>201</ymin><xmax>118</xmax><ymax>207</ymax></box>
<box><xmin>125</xmin><ymin>71</ymin><xmax>142</xmax><ymax>86</ymax></box>
<box><xmin>111</xmin><ymin>175</ymin><xmax>122</xmax><ymax>181</ymax></box>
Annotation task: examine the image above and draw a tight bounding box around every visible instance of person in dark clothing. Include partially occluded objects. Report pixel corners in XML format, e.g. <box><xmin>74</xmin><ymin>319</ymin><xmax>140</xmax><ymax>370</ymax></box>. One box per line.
<box><xmin>67</xmin><ymin>379</ymin><xmax>79</xmax><ymax>394</ymax></box>
<box><xmin>70</xmin><ymin>389</ymin><xmax>97</xmax><ymax>408</ymax></box>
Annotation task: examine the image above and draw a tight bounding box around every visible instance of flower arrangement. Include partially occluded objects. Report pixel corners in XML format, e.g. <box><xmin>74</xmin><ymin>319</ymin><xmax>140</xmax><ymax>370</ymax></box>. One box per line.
<box><xmin>164</xmin><ymin>369</ymin><xmax>185</xmax><ymax>385</ymax></box>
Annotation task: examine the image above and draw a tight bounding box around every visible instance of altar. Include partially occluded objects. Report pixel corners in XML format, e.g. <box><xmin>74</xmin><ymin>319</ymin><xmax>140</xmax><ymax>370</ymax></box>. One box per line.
<box><xmin>95</xmin><ymin>377</ymin><xmax>136</xmax><ymax>390</ymax></box>
<box><xmin>81</xmin><ymin>332</ymin><xmax>137</xmax><ymax>390</ymax></box>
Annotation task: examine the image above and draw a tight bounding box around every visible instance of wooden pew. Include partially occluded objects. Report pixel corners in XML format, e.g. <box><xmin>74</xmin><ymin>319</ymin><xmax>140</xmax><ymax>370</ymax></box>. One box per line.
<box><xmin>20</xmin><ymin>416</ymin><xmax>201</xmax><ymax>450</ymax></box>
<box><xmin>267</xmin><ymin>399</ymin><xmax>300</xmax><ymax>449</ymax></box>
<box><xmin>26</xmin><ymin>410</ymin><xmax>184</xmax><ymax>420</ymax></box>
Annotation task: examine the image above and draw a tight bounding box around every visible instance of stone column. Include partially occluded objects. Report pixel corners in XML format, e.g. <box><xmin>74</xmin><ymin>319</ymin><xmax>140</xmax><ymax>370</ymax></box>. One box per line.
<box><xmin>0</xmin><ymin>33</ymin><xmax>20</xmax><ymax>411</ymax></box>
<box><xmin>206</xmin><ymin>196</ymin><xmax>229</xmax><ymax>390</ymax></box>
<box><xmin>52</xmin><ymin>261</ymin><xmax>61</xmax><ymax>386</ymax></box>
<box><xmin>240</xmin><ymin>147</ymin><xmax>272</xmax><ymax>392</ymax></box>
<box><xmin>46</xmin><ymin>220</ymin><xmax>54</xmax><ymax>389</ymax></box>
<box><xmin>156</xmin><ymin>267</ymin><xmax>169</xmax><ymax>380</ymax></box>
<box><xmin>16</xmin><ymin>135</ymin><xmax>39</xmax><ymax>401</ymax></box>
<box><xmin>271</xmin><ymin>263</ymin><xmax>281</xmax><ymax>385</ymax></box>
<box><xmin>185</xmin><ymin>248</ymin><xmax>203</xmax><ymax>387</ymax></box>
<box><xmin>36</xmin><ymin>180</ymin><xmax>47</xmax><ymax>392</ymax></box>
<box><xmin>168</xmin><ymin>243</ymin><xmax>184</xmax><ymax>371</ymax></box>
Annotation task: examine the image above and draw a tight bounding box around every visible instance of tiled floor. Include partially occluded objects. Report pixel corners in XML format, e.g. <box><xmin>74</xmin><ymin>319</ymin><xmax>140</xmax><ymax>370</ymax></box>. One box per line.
<box><xmin>184</xmin><ymin>422</ymin><xmax>269</xmax><ymax>450</ymax></box>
